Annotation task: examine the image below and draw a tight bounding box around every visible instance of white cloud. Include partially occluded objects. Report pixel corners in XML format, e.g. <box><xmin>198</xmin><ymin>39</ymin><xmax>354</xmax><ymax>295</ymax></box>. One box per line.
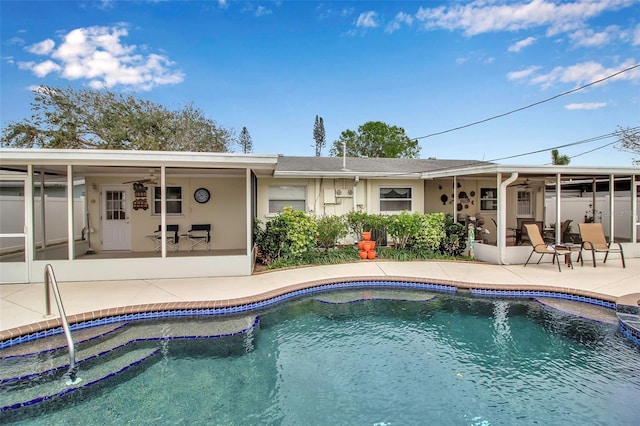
<box><xmin>16</xmin><ymin>25</ymin><xmax>184</xmax><ymax>91</ymax></box>
<box><xmin>254</xmin><ymin>6</ymin><xmax>272</xmax><ymax>17</ymax></box>
<box><xmin>32</xmin><ymin>60</ymin><xmax>62</xmax><ymax>77</ymax></box>
<box><xmin>8</xmin><ymin>36</ymin><xmax>26</xmax><ymax>46</ymax></box>
<box><xmin>632</xmin><ymin>23</ymin><xmax>640</xmax><ymax>45</ymax></box>
<box><xmin>26</xmin><ymin>39</ymin><xmax>55</xmax><ymax>55</ymax></box>
<box><xmin>507</xmin><ymin>65</ymin><xmax>542</xmax><ymax>80</ymax></box>
<box><xmin>217</xmin><ymin>0</ymin><xmax>229</xmax><ymax>9</ymax></box>
<box><xmin>415</xmin><ymin>0</ymin><xmax>632</xmax><ymax>37</ymax></box>
<box><xmin>511</xmin><ymin>59</ymin><xmax>640</xmax><ymax>89</ymax></box>
<box><xmin>385</xmin><ymin>12</ymin><xmax>414</xmax><ymax>34</ymax></box>
<box><xmin>508</xmin><ymin>36</ymin><xmax>537</xmax><ymax>52</ymax></box>
<box><xmin>356</xmin><ymin>11</ymin><xmax>378</xmax><ymax>29</ymax></box>
<box><xmin>565</xmin><ymin>102</ymin><xmax>607</xmax><ymax>110</ymax></box>
<box><xmin>569</xmin><ymin>26</ymin><xmax>619</xmax><ymax>47</ymax></box>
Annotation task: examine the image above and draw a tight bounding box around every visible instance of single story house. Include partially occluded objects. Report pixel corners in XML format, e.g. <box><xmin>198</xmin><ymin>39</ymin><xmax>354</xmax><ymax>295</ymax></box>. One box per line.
<box><xmin>1</xmin><ymin>148</ymin><xmax>638</xmax><ymax>283</ymax></box>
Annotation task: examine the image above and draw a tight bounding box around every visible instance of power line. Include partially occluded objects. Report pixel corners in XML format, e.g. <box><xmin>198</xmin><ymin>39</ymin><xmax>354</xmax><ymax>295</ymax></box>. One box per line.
<box><xmin>486</xmin><ymin>127</ymin><xmax>637</xmax><ymax>163</ymax></box>
<box><xmin>414</xmin><ymin>63</ymin><xmax>640</xmax><ymax>140</ymax></box>
<box><xmin>418</xmin><ymin>127</ymin><xmax>638</xmax><ymax>175</ymax></box>
<box><xmin>568</xmin><ymin>141</ymin><xmax>618</xmax><ymax>160</ymax></box>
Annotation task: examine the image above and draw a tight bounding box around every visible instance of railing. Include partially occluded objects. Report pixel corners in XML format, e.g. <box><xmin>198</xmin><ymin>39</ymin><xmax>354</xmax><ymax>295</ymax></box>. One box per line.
<box><xmin>44</xmin><ymin>264</ymin><xmax>81</xmax><ymax>385</ymax></box>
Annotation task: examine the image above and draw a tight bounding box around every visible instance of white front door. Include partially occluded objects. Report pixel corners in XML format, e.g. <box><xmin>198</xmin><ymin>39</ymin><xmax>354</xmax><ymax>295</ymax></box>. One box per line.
<box><xmin>101</xmin><ymin>185</ymin><xmax>131</xmax><ymax>251</ymax></box>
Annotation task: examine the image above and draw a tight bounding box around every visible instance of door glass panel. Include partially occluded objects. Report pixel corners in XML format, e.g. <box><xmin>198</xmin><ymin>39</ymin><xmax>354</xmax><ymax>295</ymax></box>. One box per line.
<box><xmin>106</xmin><ymin>191</ymin><xmax>127</xmax><ymax>221</ymax></box>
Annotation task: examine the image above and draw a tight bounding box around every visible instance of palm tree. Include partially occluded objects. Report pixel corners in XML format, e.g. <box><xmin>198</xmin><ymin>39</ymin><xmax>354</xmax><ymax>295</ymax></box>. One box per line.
<box><xmin>551</xmin><ymin>149</ymin><xmax>570</xmax><ymax>165</ymax></box>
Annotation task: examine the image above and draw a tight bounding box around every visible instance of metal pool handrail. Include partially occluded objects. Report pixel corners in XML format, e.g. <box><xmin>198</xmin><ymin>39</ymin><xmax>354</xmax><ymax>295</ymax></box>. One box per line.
<box><xmin>44</xmin><ymin>264</ymin><xmax>81</xmax><ymax>385</ymax></box>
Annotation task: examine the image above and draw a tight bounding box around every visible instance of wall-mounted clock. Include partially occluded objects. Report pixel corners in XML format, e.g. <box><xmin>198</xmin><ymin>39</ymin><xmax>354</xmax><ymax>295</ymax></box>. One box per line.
<box><xmin>194</xmin><ymin>187</ymin><xmax>210</xmax><ymax>204</ymax></box>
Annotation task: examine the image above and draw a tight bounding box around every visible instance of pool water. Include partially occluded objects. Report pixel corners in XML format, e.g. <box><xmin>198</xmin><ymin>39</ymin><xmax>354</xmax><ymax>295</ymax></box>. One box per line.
<box><xmin>2</xmin><ymin>291</ymin><xmax>639</xmax><ymax>425</ymax></box>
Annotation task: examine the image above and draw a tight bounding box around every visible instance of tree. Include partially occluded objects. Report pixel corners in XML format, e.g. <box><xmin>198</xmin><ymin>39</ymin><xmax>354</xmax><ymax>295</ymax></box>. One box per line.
<box><xmin>616</xmin><ymin>126</ymin><xmax>640</xmax><ymax>165</ymax></box>
<box><xmin>1</xmin><ymin>86</ymin><xmax>234</xmax><ymax>152</ymax></box>
<box><xmin>551</xmin><ymin>149</ymin><xmax>570</xmax><ymax>165</ymax></box>
<box><xmin>239</xmin><ymin>126</ymin><xmax>253</xmax><ymax>154</ymax></box>
<box><xmin>329</xmin><ymin>121</ymin><xmax>420</xmax><ymax>158</ymax></box>
<box><xmin>313</xmin><ymin>115</ymin><xmax>325</xmax><ymax>157</ymax></box>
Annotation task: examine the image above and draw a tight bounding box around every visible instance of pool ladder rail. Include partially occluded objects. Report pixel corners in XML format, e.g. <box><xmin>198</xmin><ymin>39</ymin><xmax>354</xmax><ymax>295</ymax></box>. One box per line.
<box><xmin>0</xmin><ymin>314</ymin><xmax>258</xmax><ymax>414</ymax></box>
<box><xmin>44</xmin><ymin>264</ymin><xmax>81</xmax><ymax>386</ymax></box>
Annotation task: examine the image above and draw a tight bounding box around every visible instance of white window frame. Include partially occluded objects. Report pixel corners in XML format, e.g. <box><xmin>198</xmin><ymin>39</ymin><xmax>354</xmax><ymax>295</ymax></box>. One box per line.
<box><xmin>152</xmin><ymin>186</ymin><xmax>183</xmax><ymax>215</ymax></box>
<box><xmin>480</xmin><ymin>187</ymin><xmax>497</xmax><ymax>211</ymax></box>
<box><xmin>379</xmin><ymin>187</ymin><xmax>412</xmax><ymax>213</ymax></box>
<box><xmin>268</xmin><ymin>185</ymin><xmax>307</xmax><ymax>214</ymax></box>
<box><xmin>517</xmin><ymin>189</ymin><xmax>534</xmax><ymax>217</ymax></box>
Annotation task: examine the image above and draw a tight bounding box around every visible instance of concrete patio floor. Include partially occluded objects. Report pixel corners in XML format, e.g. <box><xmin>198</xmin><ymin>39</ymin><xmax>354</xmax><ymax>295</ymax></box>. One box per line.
<box><xmin>1</xmin><ymin>258</ymin><xmax>639</xmax><ymax>335</ymax></box>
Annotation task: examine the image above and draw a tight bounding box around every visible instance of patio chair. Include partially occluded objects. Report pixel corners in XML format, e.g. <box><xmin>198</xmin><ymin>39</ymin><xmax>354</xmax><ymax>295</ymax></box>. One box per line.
<box><xmin>523</xmin><ymin>223</ymin><xmax>573</xmax><ymax>272</ymax></box>
<box><xmin>559</xmin><ymin>219</ymin><xmax>573</xmax><ymax>242</ymax></box>
<box><xmin>186</xmin><ymin>224</ymin><xmax>211</xmax><ymax>251</ymax></box>
<box><xmin>491</xmin><ymin>218</ymin><xmax>517</xmax><ymax>245</ymax></box>
<box><xmin>577</xmin><ymin>223</ymin><xmax>625</xmax><ymax>268</ymax></box>
<box><xmin>152</xmin><ymin>224</ymin><xmax>179</xmax><ymax>252</ymax></box>
<box><xmin>518</xmin><ymin>220</ymin><xmax>545</xmax><ymax>245</ymax></box>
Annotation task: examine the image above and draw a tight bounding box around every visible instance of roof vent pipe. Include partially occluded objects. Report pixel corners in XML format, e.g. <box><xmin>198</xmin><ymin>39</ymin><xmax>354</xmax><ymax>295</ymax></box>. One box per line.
<box><xmin>342</xmin><ymin>141</ymin><xmax>347</xmax><ymax>170</ymax></box>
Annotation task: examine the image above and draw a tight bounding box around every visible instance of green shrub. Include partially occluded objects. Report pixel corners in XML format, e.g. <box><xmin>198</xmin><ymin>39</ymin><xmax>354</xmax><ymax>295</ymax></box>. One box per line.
<box><xmin>367</xmin><ymin>214</ymin><xmax>389</xmax><ymax>245</ymax></box>
<box><xmin>440</xmin><ymin>214</ymin><xmax>466</xmax><ymax>256</ymax></box>
<box><xmin>269</xmin><ymin>246</ymin><xmax>358</xmax><ymax>270</ymax></box>
<box><xmin>345</xmin><ymin>210</ymin><xmax>368</xmax><ymax>239</ymax></box>
<box><xmin>411</xmin><ymin>212</ymin><xmax>447</xmax><ymax>252</ymax></box>
<box><xmin>316</xmin><ymin>215</ymin><xmax>348</xmax><ymax>251</ymax></box>
<box><xmin>386</xmin><ymin>211</ymin><xmax>423</xmax><ymax>250</ymax></box>
<box><xmin>255</xmin><ymin>207</ymin><xmax>318</xmax><ymax>265</ymax></box>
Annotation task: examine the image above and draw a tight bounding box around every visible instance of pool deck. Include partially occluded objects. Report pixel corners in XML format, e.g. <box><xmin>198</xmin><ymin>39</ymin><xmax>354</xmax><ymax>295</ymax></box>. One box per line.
<box><xmin>1</xmin><ymin>258</ymin><xmax>639</xmax><ymax>340</ymax></box>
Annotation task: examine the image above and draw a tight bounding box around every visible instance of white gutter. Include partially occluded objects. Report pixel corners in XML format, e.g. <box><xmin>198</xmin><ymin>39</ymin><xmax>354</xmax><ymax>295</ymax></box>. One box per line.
<box><xmin>498</xmin><ymin>172</ymin><xmax>519</xmax><ymax>265</ymax></box>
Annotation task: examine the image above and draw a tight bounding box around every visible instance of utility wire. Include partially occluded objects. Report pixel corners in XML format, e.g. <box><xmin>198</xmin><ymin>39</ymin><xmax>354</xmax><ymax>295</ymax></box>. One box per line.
<box><xmin>417</xmin><ymin>127</ymin><xmax>638</xmax><ymax>175</ymax></box>
<box><xmin>486</xmin><ymin>127</ymin><xmax>638</xmax><ymax>163</ymax></box>
<box><xmin>414</xmin><ymin>63</ymin><xmax>640</xmax><ymax>140</ymax></box>
<box><xmin>567</xmin><ymin>141</ymin><xmax>618</xmax><ymax>160</ymax></box>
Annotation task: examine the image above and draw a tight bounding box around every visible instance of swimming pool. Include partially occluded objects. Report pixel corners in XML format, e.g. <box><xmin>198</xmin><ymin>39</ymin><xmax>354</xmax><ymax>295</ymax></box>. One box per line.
<box><xmin>1</xmin><ymin>289</ymin><xmax>639</xmax><ymax>424</ymax></box>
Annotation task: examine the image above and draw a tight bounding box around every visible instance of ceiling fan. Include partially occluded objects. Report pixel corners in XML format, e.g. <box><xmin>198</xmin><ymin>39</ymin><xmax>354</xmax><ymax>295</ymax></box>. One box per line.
<box><xmin>516</xmin><ymin>178</ymin><xmax>532</xmax><ymax>188</ymax></box>
<box><xmin>123</xmin><ymin>170</ymin><xmax>160</xmax><ymax>185</ymax></box>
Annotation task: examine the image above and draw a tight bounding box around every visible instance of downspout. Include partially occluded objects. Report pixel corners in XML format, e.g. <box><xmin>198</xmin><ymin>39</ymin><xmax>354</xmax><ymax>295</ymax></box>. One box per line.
<box><xmin>498</xmin><ymin>172</ymin><xmax>519</xmax><ymax>265</ymax></box>
<box><xmin>353</xmin><ymin>176</ymin><xmax>359</xmax><ymax>211</ymax></box>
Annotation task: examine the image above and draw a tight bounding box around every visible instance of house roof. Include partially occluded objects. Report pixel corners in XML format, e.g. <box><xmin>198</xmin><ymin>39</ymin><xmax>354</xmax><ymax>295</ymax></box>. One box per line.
<box><xmin>0</xmin><ymin>148</ymin><xmax>279</xmax><ymax>178</ymax></box>
<box><xmin>274</xmin><ymin>156</ymin><xmax>488</xmax><ymax>178</ymax></box>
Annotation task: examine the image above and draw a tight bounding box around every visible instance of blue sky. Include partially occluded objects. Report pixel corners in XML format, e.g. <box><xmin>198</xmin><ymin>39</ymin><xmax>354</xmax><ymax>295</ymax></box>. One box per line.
<box><xmin>1</xmin><ymin>0</ymin><xmax>639</xmax><ymax>166</ymax></box>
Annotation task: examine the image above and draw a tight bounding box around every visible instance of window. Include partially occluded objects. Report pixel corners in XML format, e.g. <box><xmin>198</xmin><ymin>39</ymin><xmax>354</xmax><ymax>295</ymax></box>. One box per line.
<box><xmin>380</xmin><ymin>187</ymin><xmax>412</xmax><ymax>212</ymax></box>
<box><xmin>480</xmin><ymin>188</ymin><xmax>497</xmax><ymax>211</ymax></box>
<box><xmin>105</xmin><ymin>190</ymin><xmax>126</xmax><ymax>220</ymax></box>
<box><xmin>517</xmin><ymin>190</ymin><xmax>533</xmax><ymax>217</ymax></box>
<box><xmin>268</xmin><ymin>185</ymin><xmax>306</xmax><ymax>213</ymax></box>
<box><xmin>153</xmin><ymin>186</ymin><xmax>183</xmax><ymax>214</ymax></box>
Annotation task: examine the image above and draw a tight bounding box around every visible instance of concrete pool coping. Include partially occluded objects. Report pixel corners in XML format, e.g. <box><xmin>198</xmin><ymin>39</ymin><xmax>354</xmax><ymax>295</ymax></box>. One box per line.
<box><xmin>1</xmin><ymin>259</ymin><xmax>639</xmax><ymax>342</ymax></box>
